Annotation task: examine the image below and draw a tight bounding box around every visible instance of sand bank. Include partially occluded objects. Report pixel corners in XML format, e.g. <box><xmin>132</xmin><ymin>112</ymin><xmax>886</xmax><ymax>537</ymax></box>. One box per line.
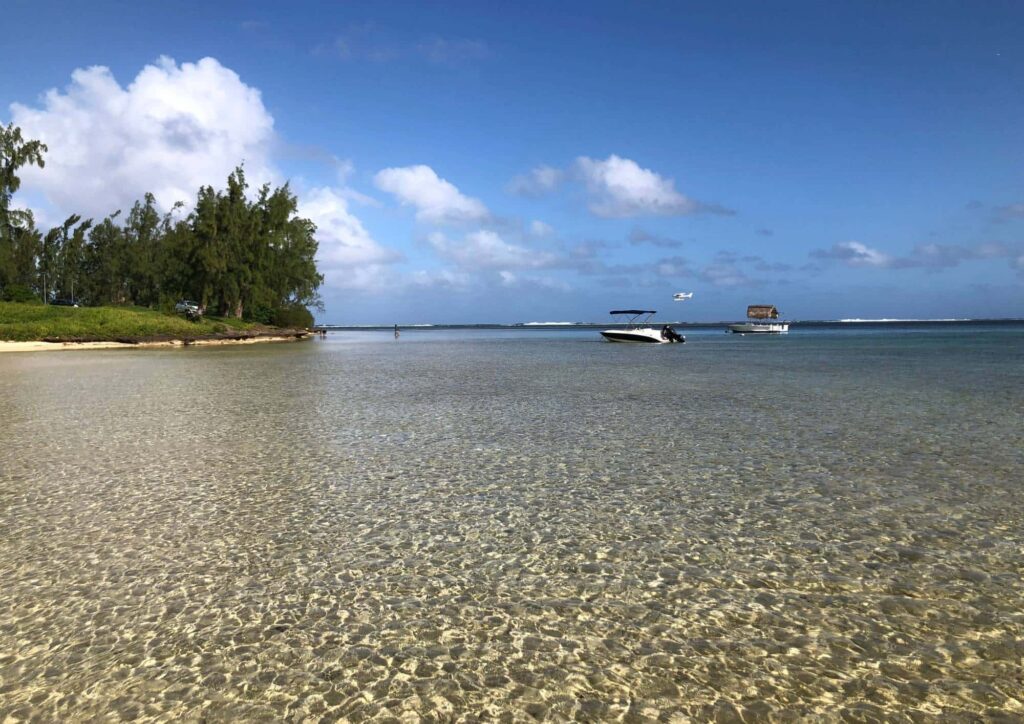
<box><xmin>0</xmin><ymin>333</ymin><xmax>310</xmax><ymax>353</ymax></box>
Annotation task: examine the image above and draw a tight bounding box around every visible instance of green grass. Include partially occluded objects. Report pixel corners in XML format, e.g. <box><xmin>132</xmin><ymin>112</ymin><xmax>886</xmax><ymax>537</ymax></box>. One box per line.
<box><xmin>0</xmin><ymin>302</ymin><xmax>261</xmax><ymax>342</ymax></box>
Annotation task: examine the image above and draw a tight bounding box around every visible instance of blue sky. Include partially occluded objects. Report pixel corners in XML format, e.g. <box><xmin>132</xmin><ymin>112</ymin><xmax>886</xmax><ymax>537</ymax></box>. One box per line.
<box><xmin>2</xmin><ymin>0</ymin><xmax>1022</xmax><ymax>323</ymax></box>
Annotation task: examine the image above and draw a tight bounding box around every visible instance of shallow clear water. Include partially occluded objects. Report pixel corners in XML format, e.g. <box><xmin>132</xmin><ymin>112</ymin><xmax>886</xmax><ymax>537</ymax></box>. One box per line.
<box><xmin>1</xmin><ymin>326</ymin><xmax>1022</xmax><ymax>721</ymax></box>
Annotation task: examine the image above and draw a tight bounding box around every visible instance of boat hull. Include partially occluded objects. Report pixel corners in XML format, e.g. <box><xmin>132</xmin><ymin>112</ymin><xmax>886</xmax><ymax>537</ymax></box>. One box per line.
<box><xmin>601</xmin><ymin>329</ymin><xmax>683</xmax><ymax>343</ymax></box>
<box><xmin>728</xmin><ymin>322</ymin><xmax>789</xmax><ymax>334</ymax></box>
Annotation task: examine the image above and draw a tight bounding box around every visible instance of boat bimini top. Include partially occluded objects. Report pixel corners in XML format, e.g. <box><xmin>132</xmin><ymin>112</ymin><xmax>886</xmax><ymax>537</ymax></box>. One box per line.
<box><xmin>609</xmin><ymin>310</ymin><xmax>657</xmax><ymax>326</ymax></box>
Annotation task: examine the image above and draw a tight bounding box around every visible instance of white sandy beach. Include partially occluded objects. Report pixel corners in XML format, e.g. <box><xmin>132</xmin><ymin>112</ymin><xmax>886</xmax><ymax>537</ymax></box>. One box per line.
<box><xmin>0</xmin><ymin>335</ymin><xmax>310</xmax><ymax>353</ymax></box>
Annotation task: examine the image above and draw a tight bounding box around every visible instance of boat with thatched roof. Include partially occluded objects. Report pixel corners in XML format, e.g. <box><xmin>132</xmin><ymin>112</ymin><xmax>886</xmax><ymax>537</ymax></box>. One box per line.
<box><xmin>728</xmin><ymin>305</ymin><xmax>790</xmax><ymax>334</ymax></box>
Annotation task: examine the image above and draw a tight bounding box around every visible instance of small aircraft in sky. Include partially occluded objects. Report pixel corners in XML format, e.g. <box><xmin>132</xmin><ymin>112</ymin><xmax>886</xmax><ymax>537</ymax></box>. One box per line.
<box><xmin>673</xmin><ymin>292</ymin><xmax>694</xmax><ymax>301</ymax></box>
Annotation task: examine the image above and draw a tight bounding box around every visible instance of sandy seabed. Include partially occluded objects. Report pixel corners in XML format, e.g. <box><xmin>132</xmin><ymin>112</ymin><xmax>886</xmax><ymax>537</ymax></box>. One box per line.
<box><xmin>1</xmin><ymin>329</ymin><xmax>1022</xmax><ymax>721</ymax></box>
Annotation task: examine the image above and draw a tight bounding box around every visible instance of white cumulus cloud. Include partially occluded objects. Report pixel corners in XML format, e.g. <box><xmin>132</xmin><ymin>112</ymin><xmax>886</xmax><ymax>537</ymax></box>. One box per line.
<box><xmin>497</xmin><ymin>270</ymin><xmax>570</xmax><ymax>291</ymax></box>
<box><xmin>700</xmin><ymin>262</ymin><xmax>755</xmax><ymax>287</ymax></box>
<box><xmin>507</xmin><ymin>164</ymin><xmax>564</xmax><ymax>197</ymax></box>
<box><xmin>374</xmin><ymin>164</ymin><xmax>488</xmax><ymax>224</ymax></box>
<box><xmin>10</xmin><ymin>56</ymin><xmax>277</xmax><ymax>219</ymax></box>
<box><xmin>575</xmin><ymin>155</ymin><xmax>708</xmax><ymax>218</ymax></box>
<box><xmin>427</xmin><ymin>229</ymin><xmax>558</xmax><ymax>270</ymax></box>
<box><xmin>409</xmin><ymin>268</ymin><xmax>473</xmax><ymax>290</ymax></box>
<box><xmin>299</xmin><ymin>187</ymin><xmax>401</xmax><ymax>276</ymax></box>
<box><xmin>528</xmin><ymin>220</ymin><xmax>554</xmax><ymax>238</ymax></box>
<box><xmin>811</xmin><ymin>241</ymin><xmax>893</xmax><ymax>268</ymax></box>
<box><xmin>811</xmin><ymin>240</ymin><xmax>1024</xmax><ymax>276</ymax></box>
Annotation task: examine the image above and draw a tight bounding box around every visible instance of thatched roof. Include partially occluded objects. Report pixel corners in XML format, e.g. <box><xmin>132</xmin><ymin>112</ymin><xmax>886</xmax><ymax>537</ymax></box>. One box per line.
<box><xmin>747</xmin><ymin>304</ymin><xmax>779</xmax><ymax>319</ymax></box>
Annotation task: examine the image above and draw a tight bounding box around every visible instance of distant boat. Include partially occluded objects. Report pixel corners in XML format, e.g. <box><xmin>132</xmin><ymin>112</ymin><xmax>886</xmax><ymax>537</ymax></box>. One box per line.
<box><xmin>601</xmin><ymin>310</ymin><xmax>685</xmax><ymax>344</ymax></box>
<box><xmin>728</xmin><ymin>304</ymin><xmax>790</xmax><ymax>334</ymax></box>
<box><xmin>673</xmin><ymin>292</ymin><xmax>693</xmax><ymax>301</ymax></box>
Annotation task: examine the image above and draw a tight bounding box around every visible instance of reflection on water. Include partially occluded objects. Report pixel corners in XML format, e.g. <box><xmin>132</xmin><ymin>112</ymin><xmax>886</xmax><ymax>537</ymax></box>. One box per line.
<box><xmin>1</xmin><ymin>328</ymin><xmax>1022</xmax><ymax>720</ymax></box>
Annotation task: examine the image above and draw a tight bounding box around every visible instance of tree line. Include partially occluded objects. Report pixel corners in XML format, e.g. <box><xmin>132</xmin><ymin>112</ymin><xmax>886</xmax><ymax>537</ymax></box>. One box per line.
<box><xmin>0</xmin><ymin>123</ymin><xmax>322</xmax><ymax>326</ymax></box>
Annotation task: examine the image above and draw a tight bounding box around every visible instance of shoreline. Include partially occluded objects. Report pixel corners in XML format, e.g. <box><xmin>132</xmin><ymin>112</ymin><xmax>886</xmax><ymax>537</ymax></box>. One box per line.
<box><xmin>0</xmin><ymin>331</ymin><xmax>311</xmax><ymax>353</ymax></box>
<box><xmin>318</xmin><ymin>317</ymin><xmax>1024</xmax><ymax>331</ymax></box>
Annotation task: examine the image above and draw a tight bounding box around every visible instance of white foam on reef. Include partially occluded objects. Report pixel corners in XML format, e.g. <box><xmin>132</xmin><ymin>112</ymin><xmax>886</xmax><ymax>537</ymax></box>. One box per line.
<box><xmin>839</xmin><ymin>318</ymin><xmax>971</xmax><ymax>323</ymax></box>
<box><xmin>523</xmin><ymin>321</ymin><xmax>576</xmax><ymax>326</ymax></box>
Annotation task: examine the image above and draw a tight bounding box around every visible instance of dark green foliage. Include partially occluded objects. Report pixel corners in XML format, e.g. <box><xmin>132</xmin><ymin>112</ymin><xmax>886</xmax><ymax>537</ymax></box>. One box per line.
<box><xmin>0</xmin><ymin>124</ymin><xmax>47</xmax><ymax>297</ymax></box>
<box><xmin>270</xmin><ymin>303</ymin><xmax>314</xmax><ymax>330</ymax></box>
<box><xmin>0</xmin><ymin>123</ymin><xmax>47</xmax><ymax>233</ymax></box>
<box><xmin>0</xmin><ymin>126</ymin><xmax>322</xmax><ymax>323</ymax></box>
<box><xmin>1</xmin><ymin>284</ymin><xmax>37</xmax><ymax>303</ymax></box>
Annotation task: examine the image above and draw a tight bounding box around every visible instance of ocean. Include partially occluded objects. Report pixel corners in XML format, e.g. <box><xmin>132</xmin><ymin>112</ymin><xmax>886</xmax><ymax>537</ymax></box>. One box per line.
<box><xmin>1</xmin><ymin>322</ymin><xmax>1022</xmax><ymax>719</ymax></box>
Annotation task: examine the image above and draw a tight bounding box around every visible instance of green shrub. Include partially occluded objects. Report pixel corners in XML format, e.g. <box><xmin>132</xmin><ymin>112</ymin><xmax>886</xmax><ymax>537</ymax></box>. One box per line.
<box><xmin>245</xmin><ymin>303</ymin><xmax>275</xmax><ymax>325</ymax></box>
<box><xmin>270</xmin><ymin>304</ymin><xmax>314</xmax><ymax>329</ymax></box>
<box><xmin>2</xmin><ymin>285</ymin><xmax>38</xmax><ymax>303</ymax></box>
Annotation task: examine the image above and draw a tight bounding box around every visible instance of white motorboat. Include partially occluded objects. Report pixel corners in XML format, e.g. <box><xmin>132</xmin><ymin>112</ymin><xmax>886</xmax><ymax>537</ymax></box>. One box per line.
<box><xmin>601</xmin><ymin>310</ymin><xmax>685</xmax><ymax>344</ymax></box>
<box><xmin>728</xmin><ymin>304</ymin><xmax>790</xmax><ymax>334</ymax></box>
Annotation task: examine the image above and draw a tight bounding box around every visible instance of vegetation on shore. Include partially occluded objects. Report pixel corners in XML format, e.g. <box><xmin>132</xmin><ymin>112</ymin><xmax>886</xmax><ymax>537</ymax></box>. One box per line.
<box><xmin>1</xmin><ymin>123</ymin><xmax>322</xmax><ymax>328</ymax></box>
<box><xmin>0</xmin><ymin>300</ymin><xmax>309</xmax><ymax>343</ymax></box>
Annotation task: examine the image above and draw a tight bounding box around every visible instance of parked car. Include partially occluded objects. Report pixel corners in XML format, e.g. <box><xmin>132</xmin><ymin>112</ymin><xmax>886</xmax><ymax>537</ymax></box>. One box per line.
<box><xmin>174</xmin><ymin>300</ymin><xmax>202</xmax><ymax>320</ymax></box>
<box><xmin>51</xmin><ymin>298</ymin><xmax>79</xmax><ymax>307</ymax></box>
